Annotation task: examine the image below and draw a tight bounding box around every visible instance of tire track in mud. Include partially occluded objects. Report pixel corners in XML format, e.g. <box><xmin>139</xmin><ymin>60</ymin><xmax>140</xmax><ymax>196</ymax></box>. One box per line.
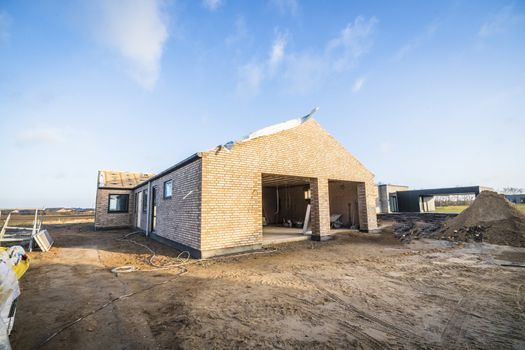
<box><xmin>438</xmin><ymin>260</ymin><xmax>515</xmax><ymax>348</ymax></box>
<box><xmin>279</xmin><ymin>292</ymin><xmax>388</xmax><ymax>350</ymax></box>
<box><xmin>292</xmin><ymin>273</ymin><xmax>431</xmax><ymax>349</ymax></box>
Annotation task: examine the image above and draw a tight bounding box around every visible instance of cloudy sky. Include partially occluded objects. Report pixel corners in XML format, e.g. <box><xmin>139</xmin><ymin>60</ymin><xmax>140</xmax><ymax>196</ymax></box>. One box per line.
<box><xmin>0</xmin><ymin>0</ymin><xmax>524</xmax><ymax>208</ymax></box>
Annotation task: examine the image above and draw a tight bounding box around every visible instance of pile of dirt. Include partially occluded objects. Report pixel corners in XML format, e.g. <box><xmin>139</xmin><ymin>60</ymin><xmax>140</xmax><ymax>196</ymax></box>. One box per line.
<box><xmin>440</xmin><ymin>191</ymin><xmax>525</xmax><ymax>247</ymax></box>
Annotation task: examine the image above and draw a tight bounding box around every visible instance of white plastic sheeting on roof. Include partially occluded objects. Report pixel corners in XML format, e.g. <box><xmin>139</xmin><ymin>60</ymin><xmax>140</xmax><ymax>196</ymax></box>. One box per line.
<box><xmin>240</xmin><ymin>107</ymin><xmax>319</xmax><ymax>143</ymax></box>
<box><xmin>217</xmin><ymin>108</ymin><xmax>319</xmax><ymax>152</ymax></box>
<box><xmin>213</xmin><ymin>108</ymin><xmax>319</xmax><ymax>153</ymax></box>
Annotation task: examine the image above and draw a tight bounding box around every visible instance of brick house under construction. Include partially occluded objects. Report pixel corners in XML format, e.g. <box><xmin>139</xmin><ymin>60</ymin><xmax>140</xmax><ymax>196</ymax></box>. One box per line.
<box><xmin>95</xmin><ymin>113</ymin><xmax>378</xmax><ymax>258</ymax></box>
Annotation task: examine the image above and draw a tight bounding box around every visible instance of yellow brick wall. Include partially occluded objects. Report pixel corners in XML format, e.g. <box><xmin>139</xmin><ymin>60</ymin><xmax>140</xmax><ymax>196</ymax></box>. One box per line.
<box><xmin>200</xmin><ymin>118</ymin><xmax>378</xmax><ymax>251</ymax></box>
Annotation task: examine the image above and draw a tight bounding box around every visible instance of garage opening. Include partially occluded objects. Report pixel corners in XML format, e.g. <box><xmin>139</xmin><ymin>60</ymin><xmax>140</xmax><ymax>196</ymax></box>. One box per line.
<box><xmin>262</xmin><ymin>174</ymin><xmax>311</xmax><ymax>245</ymax></box>
<box><xmin>328</xmin><ymin>180</ymin><xmax>360</xmax><ymax>231</ymax></box>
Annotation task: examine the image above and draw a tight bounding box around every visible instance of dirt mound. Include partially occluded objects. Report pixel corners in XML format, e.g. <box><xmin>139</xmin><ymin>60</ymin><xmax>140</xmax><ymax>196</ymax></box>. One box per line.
<box><xmin>442</xmin><ymin>191</ymin><xmax>525</xmax><ymax>247</ymax></box>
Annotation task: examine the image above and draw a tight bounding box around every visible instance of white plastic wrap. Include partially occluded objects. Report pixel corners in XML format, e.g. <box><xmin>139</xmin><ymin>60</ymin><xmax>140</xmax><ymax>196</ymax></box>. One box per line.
<box><xmin>0</xmin><ymin>249</ymin><xmax>21</xmax><ymax>349</ymax></box>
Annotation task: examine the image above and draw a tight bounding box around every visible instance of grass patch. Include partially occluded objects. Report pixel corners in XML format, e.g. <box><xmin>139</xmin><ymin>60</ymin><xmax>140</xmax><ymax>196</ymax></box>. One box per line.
<box><xmin>435</xmin><ymin>205</ymin><xmax>469</xmax><ymax>213</ymax></box>
<box><xmin>435</xmin><ymin>203</ymin><xmax>525</xmax><ymax>213</ymax></box>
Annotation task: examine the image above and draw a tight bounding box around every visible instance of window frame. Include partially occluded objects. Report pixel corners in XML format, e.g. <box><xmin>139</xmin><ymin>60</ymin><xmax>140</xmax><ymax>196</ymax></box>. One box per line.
<box><xmin>163</xmin><ymin>180</ymin><xmax>173</xmax><ymax>199</ymax></box>
<box><xmin>107</xmin><ymin>194</ymin><xmax>130</xmax><ymax>214</ymax></box>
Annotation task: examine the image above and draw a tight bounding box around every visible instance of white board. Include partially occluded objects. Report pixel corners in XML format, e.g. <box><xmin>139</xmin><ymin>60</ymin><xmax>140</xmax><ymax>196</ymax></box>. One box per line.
<box><xmin>34</xmin><ymin>229</ymin><xmax>54</xmax><ymax>252</ymax></box>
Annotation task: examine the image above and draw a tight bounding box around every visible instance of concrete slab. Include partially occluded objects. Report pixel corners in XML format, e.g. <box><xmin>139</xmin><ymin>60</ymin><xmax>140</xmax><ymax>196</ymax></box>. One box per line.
<box><xmin>262</xmin><ymin>226</ymin><xmax>308</xmax><ymax>245</ymax></box>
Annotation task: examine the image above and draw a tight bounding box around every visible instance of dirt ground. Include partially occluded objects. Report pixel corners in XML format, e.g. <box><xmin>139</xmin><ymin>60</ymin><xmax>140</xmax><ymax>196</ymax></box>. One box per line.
<box><xmin>10</xmin><ymin>224</ymin><xmax>525</xmax><ymax>349</ymax></box>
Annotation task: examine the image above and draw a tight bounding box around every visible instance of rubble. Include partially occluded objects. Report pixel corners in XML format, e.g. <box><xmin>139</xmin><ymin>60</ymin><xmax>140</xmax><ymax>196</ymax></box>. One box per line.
<box><xmin>392</xmin><ymin>191</ymin><xmax>525</xmax><ymax>247</ymax></box>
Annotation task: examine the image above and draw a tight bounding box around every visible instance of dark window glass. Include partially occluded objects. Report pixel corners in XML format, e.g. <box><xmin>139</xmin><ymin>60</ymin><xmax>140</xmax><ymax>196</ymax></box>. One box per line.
<box><xmin>108</xmin><ymin>194</ymin><xmax>129</xmax><ymax>213</ymax></box>
<box><xmin>143</xmin><ymin>190</ymin><xmax>148</xmax><ymax>213</ymax></box>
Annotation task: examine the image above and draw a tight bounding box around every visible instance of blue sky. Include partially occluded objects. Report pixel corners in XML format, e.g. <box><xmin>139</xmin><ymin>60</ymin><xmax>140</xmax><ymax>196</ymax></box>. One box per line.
<box><xmin>0</xmin><ymin>0</ymin><xmax>524</xmax><ymax>208</ymax></box>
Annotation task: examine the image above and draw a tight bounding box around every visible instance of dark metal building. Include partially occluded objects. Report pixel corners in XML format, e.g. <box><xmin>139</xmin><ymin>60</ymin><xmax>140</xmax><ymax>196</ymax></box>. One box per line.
<box><xmin>505</xmin><ymin>194</ymin><xmax>525</xmax><ymax>204</ymax></box>
<box><xmin>394</xmin><ymin>186</ymin><xmax>492</xmax><ymax>213</ymax></box>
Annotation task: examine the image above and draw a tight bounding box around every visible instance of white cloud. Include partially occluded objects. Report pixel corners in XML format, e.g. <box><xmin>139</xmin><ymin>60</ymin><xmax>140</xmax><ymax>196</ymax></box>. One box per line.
<box><xmin>226</xmin><ymin>15</ymin><xmax>247</xmax><ymax>45</ymax></box>
<box><xmin>16</xmin><ymin>128</ymin><xmax>66</xmax><ymax>147</ymax></box>
<box><xmin>0</xmin><ymin>11</ymin><xmax>11</xmax><ymax>44</ymax></box>
<box><xmin>479</xmin><ymin>4</ymin><xmax>524</xmax><ymax>37</ymax></box>
<box><xmin>393</xmin><ymin>44</ymin><xmax>412</xmax><ymax>62</ymax></box>
<box><xmin>269</xmin><ymin>32</ymin><xmax>287</xmax><ymax>69</ymax></box>
<box><xmin>235</xmin><ymin>31</ymin><xmax>288</xmax><ymax>95</ymax></box>
<box><xmin>237</xmin><ymin>63</ymin><xmax>264</xmax><ymax>96</ymax></box>
<box><xmin>282</xmin><ymin>52</ymin><xmax>326</xmax><ymax>93</ymax></box>
<box><xmin>352</xmin><ymin>77</ymin><xmax>366</xmax><ymax>92</ymax></box>
<box><xmin>235</xmin><ymin>16</ymin><xmax>377</xmax><ymax>96</ymax></box>
<box><xmin>327</xmin><ymin>16</ymin><xmax>378</xmax><ymax>72</ymax></box>
<box><xmin>202</xmin><ymin>0</ymin><xmax>223</xmax><ymax>11</ymax></box>
<box><xmin>393</xmin><ymin>18</ymin><xmax>440</xmax><ymax>62</ymax></box>
<box><xmin>269</xmin><ymin>0</ymin><xmax>299</xmax><ymax>16</ymax></box>
<box><xmin>92</xmin><ymin>0</ymin><xmax>169</xmax><ymax>89</ymax></box>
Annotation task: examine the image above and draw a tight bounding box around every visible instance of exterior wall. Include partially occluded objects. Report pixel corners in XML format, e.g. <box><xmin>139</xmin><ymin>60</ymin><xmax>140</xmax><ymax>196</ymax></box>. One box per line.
<box><xmin>505</xmin><ymin>194</ymin><xmax>525</xmax><ymax>204</ymax></box>
<box><xmin>200</xmin><ymin>118</ymin><xmax>378</xmax><ymax>253</ymax></box>
<box><xmin>377</xmin><ymin>184</ymin><xmax>409</xmax><ymax>213</ymax></box>
<box><xmin>95</xmin><ymin>188</ymin><xmax>134</xmax><ymax>229</ymax></box>
<box><xmin>132</xmin><ymin>160</ymin><xmax>202</xmax><ymax>251</ymax></box>
<box><xmin>397</xmin><ymin>186</ymin><xmax>487</xmax><ymax>213</ymax></box>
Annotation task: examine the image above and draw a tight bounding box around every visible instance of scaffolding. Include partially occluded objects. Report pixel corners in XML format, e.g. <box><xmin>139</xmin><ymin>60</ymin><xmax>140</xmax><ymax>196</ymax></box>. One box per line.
<box><xmin>0</xmin><ymin>208</ymin><xmax>50</xmax><ymax>252</ymax></box>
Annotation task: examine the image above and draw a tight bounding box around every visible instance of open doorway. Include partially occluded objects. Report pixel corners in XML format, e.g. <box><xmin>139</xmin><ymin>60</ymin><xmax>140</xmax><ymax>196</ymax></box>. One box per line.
<box><xmin>328</xmin><ymin>180</ymin><xmax>360</xmax><ymax>231</ymax></box>
<box><xmin>261</xmin><ymin>174</ymin><xmax>311</xmax><ymax>245</ymax></box>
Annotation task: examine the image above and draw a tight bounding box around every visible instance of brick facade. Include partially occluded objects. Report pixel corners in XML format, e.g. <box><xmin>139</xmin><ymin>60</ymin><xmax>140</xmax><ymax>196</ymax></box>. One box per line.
<box><xmin>132</xmin><ymin>160</ymin><xmax>202</xmax><ymax>250</ymax></box>
<box><xmin>94</xmin><ymin>188</ymin><xmax>134</xmax><ymax>229</ymax></box>
<box><xmin>95</xmin><ymin>117</ymin><xmax>378</xmax><ymax>257</ymax></box>
<box><xmin>199</xmin><ymin>118</ymin><xmax>378</xmax><ymax>253</ymax></box>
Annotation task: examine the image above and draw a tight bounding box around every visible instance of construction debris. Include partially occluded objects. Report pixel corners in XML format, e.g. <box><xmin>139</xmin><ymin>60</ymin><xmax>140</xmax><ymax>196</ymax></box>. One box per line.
<box><xmin>1</xmin><ymin>245</ymin><xmax>30</xmax><ymax>350</ymax></box>
<box><xmin>0</xmin><ymin>209</ymin><xmax>54</xmax><ymax>252</ymax></box>
<box><xmin>33</xmin><ymin>230</ymin><xmax>54</xmax><ymax>252</ymax></box>
<box><xmin>440</xmin><ymin>191</ymin><xmax>525</xmax><ymax>247</ymax></box>
<box><xmin>330</xmin><ymin>214</ymin><xmax>343</xmax><ymax>229</ymax></box>
<box><xmin>392</xmin><ymin>191</ymin><xmax>525</xmax><ymax>247</ymax></box>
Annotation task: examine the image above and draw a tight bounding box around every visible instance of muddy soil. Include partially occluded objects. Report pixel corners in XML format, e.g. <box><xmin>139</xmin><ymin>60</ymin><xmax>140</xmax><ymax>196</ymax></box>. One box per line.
<box><xmin>10</xmin><ymin>224</ymin><xmax>525</xmax><ymax>349</ymax></box>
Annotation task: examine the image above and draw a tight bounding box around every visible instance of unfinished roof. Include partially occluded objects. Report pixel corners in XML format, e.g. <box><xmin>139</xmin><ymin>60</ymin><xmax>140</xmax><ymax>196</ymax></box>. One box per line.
<box><xmin>219</xmin><ymin>107</ymin><xmax>319</xmax><ymax>150</ymax></box>
<box><xmin>98</xmin><ymin>170</ymin><xmax>155</xmax><ymax>189</ymax></box>
<box><xmin>102</xmin><ymin>108</ymin><xmax>372</xmax><ymax>190</ymax></box>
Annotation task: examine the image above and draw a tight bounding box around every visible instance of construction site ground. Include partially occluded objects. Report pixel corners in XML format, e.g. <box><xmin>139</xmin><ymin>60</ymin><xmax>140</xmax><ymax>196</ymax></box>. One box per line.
<box><xmin>10</xmin><ymin>224</ymin><xmax>525</xmax><ymax>349</ymax></box>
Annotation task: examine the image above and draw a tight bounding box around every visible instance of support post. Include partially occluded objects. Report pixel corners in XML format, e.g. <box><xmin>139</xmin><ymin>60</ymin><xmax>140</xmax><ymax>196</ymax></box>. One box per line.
<box><xmin>309</xmin><ymin>177</ymin><xmax>331</xmax><ymax>241</ymax></box>
<box><xmin>357</xmin><ymin>182</ymin><xmax>379</xmax><ymax>232</ymax></box>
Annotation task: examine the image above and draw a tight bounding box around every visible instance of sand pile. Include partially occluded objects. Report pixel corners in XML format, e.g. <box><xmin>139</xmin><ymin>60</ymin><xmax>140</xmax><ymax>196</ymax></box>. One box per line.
<box><xmin>441</xmin><ymin>191</ymin><xmax>525</xmax><ymax>247</ymax></box>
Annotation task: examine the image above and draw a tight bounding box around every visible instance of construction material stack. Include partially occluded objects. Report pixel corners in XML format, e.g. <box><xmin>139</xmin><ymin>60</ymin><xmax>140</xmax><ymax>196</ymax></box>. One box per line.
<box><xmin>0</xmin><ymin>246</ymin><xmax>30</xmax><ymax>350</ymax></box>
